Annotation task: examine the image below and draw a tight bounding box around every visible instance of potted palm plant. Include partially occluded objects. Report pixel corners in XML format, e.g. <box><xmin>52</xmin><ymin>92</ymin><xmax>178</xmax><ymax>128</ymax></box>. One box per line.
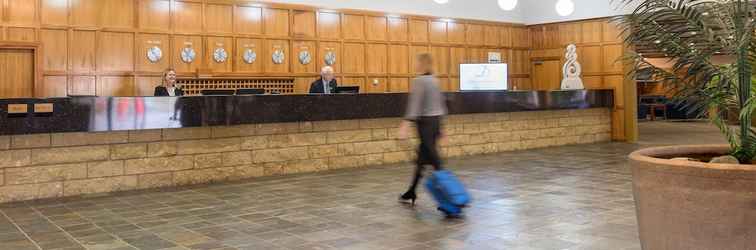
<box><xmin>614</xmin><ymin>0</ymin><xmax>755</xmax><ymax>249</ymax></box>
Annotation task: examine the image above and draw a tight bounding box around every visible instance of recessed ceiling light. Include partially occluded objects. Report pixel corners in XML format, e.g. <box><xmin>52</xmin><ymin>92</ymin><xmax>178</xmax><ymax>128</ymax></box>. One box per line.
<box><xmin>434</xmin><ymin>0</ymin><xmax>449</xmax><ymax>4</ymax></box>
<box><xmin>556</xmin><ymin>0</ymin><xmax>575</xmax><ymax>17</ymax></box>
<box><xmin>498</xmin><ymin>0</ymin><xmax>518</xmax><ymax>11</ymax></box>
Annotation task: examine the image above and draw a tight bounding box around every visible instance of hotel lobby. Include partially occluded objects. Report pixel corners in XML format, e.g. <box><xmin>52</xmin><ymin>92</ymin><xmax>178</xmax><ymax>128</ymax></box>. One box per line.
<box><xmin>0</xmin><ymin>0</ymin><xmax>754</xmax><ymax>249</ymax></box>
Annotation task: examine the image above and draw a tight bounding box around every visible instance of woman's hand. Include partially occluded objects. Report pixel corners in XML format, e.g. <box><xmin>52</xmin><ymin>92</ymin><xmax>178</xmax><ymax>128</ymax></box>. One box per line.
<box><xmin>398</xmin><ymin>121</ymin><xmax>411</xmax><ymax>140</ymax></box>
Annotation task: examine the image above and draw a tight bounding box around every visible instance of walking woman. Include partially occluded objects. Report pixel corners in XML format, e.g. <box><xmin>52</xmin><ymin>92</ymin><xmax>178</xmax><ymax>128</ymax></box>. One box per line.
<box><xmin>398</xmin><ymin>53</ymin><xmax>448</xmax><ymax>205</ymax></box>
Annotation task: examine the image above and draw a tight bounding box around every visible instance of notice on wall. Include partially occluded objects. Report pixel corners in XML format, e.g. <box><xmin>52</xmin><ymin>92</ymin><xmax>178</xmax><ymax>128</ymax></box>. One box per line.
<box><xmin>460</xmin><ymin>64</ymin><xmax>508</xmax><ymax>91</ymax></box>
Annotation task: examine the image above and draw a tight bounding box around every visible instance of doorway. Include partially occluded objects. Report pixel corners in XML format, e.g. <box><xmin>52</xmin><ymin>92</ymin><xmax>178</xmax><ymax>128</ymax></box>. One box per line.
<box><xmin>531</xmin><ymin>60</ymin><xmax>561</xmax><ymax>90</ymax></box>
<box><xmin>0</xmin><ymin>48</ymin><xmax>35</xmax><ymax>98</ymax></box>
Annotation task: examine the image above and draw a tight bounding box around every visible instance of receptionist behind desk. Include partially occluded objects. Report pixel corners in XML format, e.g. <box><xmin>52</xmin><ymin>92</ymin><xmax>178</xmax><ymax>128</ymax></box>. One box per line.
<box><xmin>309</xmin><ymin>66</ymin><xmax>338</xmax><ymax>94</ymax></box>
<box><xmin>154</xmin><ymin>68</ymin><xmax>184</xmax><ymax>96</ymax></box>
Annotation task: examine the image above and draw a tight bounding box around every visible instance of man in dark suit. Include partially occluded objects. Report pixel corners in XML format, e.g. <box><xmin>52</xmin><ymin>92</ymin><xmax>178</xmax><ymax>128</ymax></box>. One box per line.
<box><xmin>309</xmin><ymin>66</ymin><xmax>338</xmax><ymax>94</ymax></box>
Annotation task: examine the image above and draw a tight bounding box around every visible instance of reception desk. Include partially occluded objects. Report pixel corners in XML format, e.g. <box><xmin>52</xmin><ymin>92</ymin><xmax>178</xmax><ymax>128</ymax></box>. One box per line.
<box><xmin>0</xmin><ymin>90</ymin><xmax>612</xmax><ymax>202</ymax></box>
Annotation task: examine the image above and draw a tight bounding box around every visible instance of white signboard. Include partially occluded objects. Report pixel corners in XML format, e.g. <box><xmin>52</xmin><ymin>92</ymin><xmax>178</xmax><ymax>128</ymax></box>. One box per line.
<box><xmin>460</xmin><ymin>64</ymin><xmax>508</xmax><ymax>91</ymax></box>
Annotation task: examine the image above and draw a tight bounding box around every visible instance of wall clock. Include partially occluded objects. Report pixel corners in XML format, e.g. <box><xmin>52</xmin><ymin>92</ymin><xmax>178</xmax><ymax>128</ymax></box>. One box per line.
<box><xmin>213</xmin><ymin>48</ymin><xmax>228</xmax><ymax>63</ymax></box>
<box><xmin>272</xmin><ymin>49</ymin><xmax>285</xmax><ymax>64</ymax></box>
<box><xmin>298</xmin><ymin>50</ymin><xmax>312</xmax><ymax>65</ymax></box>
<box><xmin>324</xmin><ymin>51</ymin><xmax>337</xmax><ymax>66</ymax></box>
<box><xmin>146</xmin><ymin>46</ymin><xmax>163</xmax><ymax>63</ymax></box>
<box><xmin>180</xmin><ymin>47</ymin><xmax>196</xmax><ymax>64</ymax></box>
<box><xmin>243</xmin><ymin>48</ymin><xmax>257</xmax><ymax>64</ymax></box>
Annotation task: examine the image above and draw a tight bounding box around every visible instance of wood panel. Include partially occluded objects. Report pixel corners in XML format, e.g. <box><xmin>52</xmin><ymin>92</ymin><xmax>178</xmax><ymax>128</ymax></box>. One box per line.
<box><xmin>101</xmin><ymin>0</ymin><xmax>134</xmax><ymax>28</ymax></box>
<box><xmin>264</xmin><ymin>8</ymin><xmax>289</xmax><ymax>37</ymax></box>
<box><xmin>499</xmin><ymin>26</ymin><xmax>512</xmax><ymax>48</ymax></box>
<box><xmin>318</xmin><ymin>12</ymin><xmax>341</xmax><ymax>39</ymax></box>
<box><xmin>602</xmin><ymin>44</ymin><xmax>624</xmax><ymax>73</ymax></box>
<box><xmin>96</xmin><ymin>76</ymin><xmax>134</xmax><ymax>96</ymax></box>
<box><xmin>318</xmin><ymin>41</ymin><xmax>341</xmax><ymax>73</ymax></box>
<box><xmin>579</xmin><ymin>45</ymin><xmax>602</xmax><ymax>74</ymax></box>
<box><xmin>98</xmin><ymin>32</ymin><xmax>134</xmax><ymax>72</ymax></box>
<box><xmin>292</xmin><ymin>10</ymin><xmax>315</xmax><ymax>38</ymax></box>
<box><xmin>465</xmin><ymin>24</ymin><xmax>484</xmax><ymax>45</ymax></box>
<box><xmin>40</xmin><ymin>76</ymin><xmax>67</xmax><ymax>97</ymax></box>
<box><xmin>40</xmin><ymin>29</ymin><xmax>67</xmax><ymax>71</ymax></box>
<box><xmin>409</xmin><ymin>20</ymin><xmax>429</xmax><ymax>42</ymax></box>
<box><xmin>448</xmin><ymin>22</ymin><xmax>466</xmax><ymax>44</ymax></box>
<box><xmin>531</xmin><ymin>60</ymin><xmax>561</xmax><ymax>90</ymax></box>
<box><xmin>343</xmin><ymin>14</ymin><xmax>364</xmax><ymax>40</ymax></box>
<box><xmin>7</xmin><ymin>27</ymin><xmax>36</xmax><ymax>42</ymax></box>
<box><xmin>603</xmin><ymin>75</ymin><xmax>624</xmax><ymax>90</ymax></box>
<box><xmin>171</xmin><ymin>35</ymin><xmax>203</xmax><ymax>73</ymax></box>
<box><xmin>41</xmin><ymin>0</ymin><xmax>69</xmax><ymax>25</ymax></box>
<box><xmin>235</xmin><ymin>38</ymin><xmax>262</xmax><ymax>73</ymax></box>
<box><xmin>389</xmin><ymin>78</ymin><xmax>409</xmax><ymax>92</ymax></box>
<box><xmin>484</xmin><ymin>25</ymin><xmax>500</xmax><ymax>46</ymax></box>
<box><xmin>430</xmin><ymin>21</ymin><xmax>447</xmax><ymax>43</ymax></box>
<box><xmin>7</xmin><ymin>0</ymin><xmax>37</xmax><ymax>25</ymax></box>
<box><xmin>449</xmin><ymin>47</ymin><xmax>465</xmax><ymax>76</ymax></box>
<box><xmin>342</xmin><ymin>77</ymin><xmax>364</xmax><ymax>92</ymax></box>
<box><xmin>389</xmin><ymin>45</ymin><xmax>409</xmax><ymax>74</ymax></box>
<box><xmin>71</xmin><ymin>0</ymin><xmax>98</xmax><ymax>27</ymax></box>
<box><xmin>410</xmin><ymin>45</ymin><xmax>429</xmax><ymax>74</ymax></box>
<box><xmin>206</xmin><ymin>36</ymin><xmax>233</xmax><ymax>72</ymax></box>
<box><xmin>0</xmin><ymin>48</ymin><xmax>34</xmax><ymax>98</ymax></box>
<box><xmin>205</xmin><ymin>4</ymin><xmax>233</xmax><ymax>34</ymax></box>
<box><xmin>71</xmin><ymin>30</ymin><xmax>96</xmax><ymax>73</ymax></box>
<box><xmin>174</xmin><ymin>1</ymin><xmax>203</xmax><ymax>33</ymax></box>
<box><xmin>135</xmin><ymin>76</ymin><xmax>161</xmax><ymax>96</ymax></box>
<box><xmin>583</xmin><ymin>76</ymin><xmax>603</xmax><ymax>89</ymax></box>
<box><xmin>388</xmin><ymin>18</ymin><xmax>408</xmax><ymax>42</ymax></box>
<box><xmin>69</xmin><ymin>76</ymin><xmax>95</xmax><ymax>96</ymax></box>
<box><xmin>265</xmin><ymin>39</ymin><xmax>289</xmax><ymax>73</ymax></box>
<box><xmin>139</xmin><ymin>0</ymin><xmax>171</xmax><ymax>31</ymax></box>
<box><xmin>431</xmin><ymin>46</ymin><xmax>449</xmax><ymax>75</ymax></box>
<box><xmin>364</xmin><ymin>77</ymin><xmax>387</xmax><ymax>93</ymax></box>
<box><xmin>292</xmin><ymin>40</ymin><xmax>317</xmax><ymax>73</ymax></box>
<box><xmin>366</xmin><ymin>44</ymin><xmax>387</xmax><ymax>74</ymax></box>
<box><xmin>366</xmin><ymin>16</ymin><xmax>387</xmax><ymax>41</ymax></box>
<box><xmin>235</xmin><ymin>6</ymin><xmax>263</xmax><ymax>35</ymax></box>
<box><xmin>343</xmin><ymin>43</ymin><xmax>365</xmax><ymax>74</ymax></box>
<box><xmin>581</xmin><ymin>21</ymin><xmax>602</xmax><ymax>43</ymax></box>
<box><xmin>602</xmin><ymin>22</ymin><xmax>622</xmax><ymax>42</ymax></box>
<box><xmin>559</xmin><ymin>23</ymin><xmax>581</xmax><ymax>45</ymax></box>
<box><xmin>137</xmin><ymin>33</ymin><xmax>169</xmax><ymax>72</ymax></box>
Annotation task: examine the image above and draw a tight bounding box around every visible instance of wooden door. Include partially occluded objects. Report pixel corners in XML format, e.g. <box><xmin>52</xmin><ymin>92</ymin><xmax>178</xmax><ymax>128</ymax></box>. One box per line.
<box><xmin>0</xmin><ymin>48</ymin><xmax>35</xmax><ymax>98</ymax></box>
<box><xmin>531</xmin><ymin>60</ymin><xmax>561</xmax><ymax>90</ymax></box>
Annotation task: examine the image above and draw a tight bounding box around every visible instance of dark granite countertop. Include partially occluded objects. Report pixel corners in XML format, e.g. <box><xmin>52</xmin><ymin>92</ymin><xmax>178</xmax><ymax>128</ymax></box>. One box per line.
<box><xmin>0</xmin><ymin>90</ymin><xmax>613</xmax><ymax>135</ymax></box>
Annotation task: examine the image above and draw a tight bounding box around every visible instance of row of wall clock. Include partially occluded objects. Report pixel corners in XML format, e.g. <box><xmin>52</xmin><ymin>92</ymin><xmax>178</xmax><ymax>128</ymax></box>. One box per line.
<box><xmin>145</xmin><ymin>46</ymin><xmax>337</xmax><ymax>66</ymax></box>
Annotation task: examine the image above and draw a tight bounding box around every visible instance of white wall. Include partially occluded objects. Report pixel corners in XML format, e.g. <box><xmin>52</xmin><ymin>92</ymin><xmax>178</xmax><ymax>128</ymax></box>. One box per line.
<box><xmin>521</xmin><ymin>0</ymin><xmax>637</xmax><ymax>24</ymax></box>
<box><xmin>260</xmin><ymin>0</ymin><xmax>524</xmax><ymax>23</ymax></box>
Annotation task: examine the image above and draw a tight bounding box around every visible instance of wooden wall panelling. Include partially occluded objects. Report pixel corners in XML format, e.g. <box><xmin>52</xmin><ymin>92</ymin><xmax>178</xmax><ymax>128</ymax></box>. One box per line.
<box><xmin>530</xmin><ymin>26</ymin><xmax>544</xmax><ymax>49</ymax></box>
<box><xmin>388</xmin><ymin>17</ymin><xmax>408</xmax><ymax>42</ymax></box>
<box><xmin>318</xmin><ymin>41</ymin><xmax>341</xmax><ymax>73</ymax></box>
<box><xmin>531</xmin><ymin>59</ymin><xmax>561</xmax><ymax>90</ymax></box>
<box><xmin>582</xmin><ymin>76</ymin><xmax>603</xmax><ymax>89</ymax></box>
<box><xmin>7</xmin><ymin>27</ymin><xmax>36</xmax><ymax>42</ymax></box>
<box><xmin>235</xmin><ymin>5</ymin><xmax>263</xmax><ymax>35</ymax></box>
<box><xmin>318</xmin><ymin>12</ymin><xmax>341</xmax><ymax>39</ymax></box>
<box><xmin>101</xmin><ymin>0</ymin><xmax>134</xmax><ymax>29</ymax></box>
<box><xmin>409</xmin><ymin>19</ymin><xmax>429</xmax><ymax>42</ymax></box>
<box><xmin>389</xmin><ymin>77</ymin><xmax>409</xmax><ymax>92</ymax></box>
<box><xmin>139</xmin><ymin>0</ymin><xmax>171</xmax><ymax>31</ymax></box>
<box><xmin>484</xmin><ymin>25</ymin><xmax>499</xmax><ymax>46</ymax></box>
<box><xmin>449</xmin><ymin>77</ymin><xmax>460</xmax><ymax>92</ymax></box>
<box><xmin>558</xmin><ymin>22</ymin><xmax>581</xmax><ymax>45</ymax></box>
<box><xmin>366</xmin><ymin>43</ymin><xmax>387</xmax><ymax>74</ymax></box>
<box><xmin>429</xmin><ymin>21</ymin><xmax>447</xmax><ymax>43</ymax></box>
<box><xmin>235</xmin><ymin>38</ymin><xmax>262</xmax><ymax>73</ymax></box>
<box><xmin>364</xmin><ymin>77</ymin><xmax>387</xmax><ymax>93</ymax></box>
<box><xmin>71</xmin><ymin>30</ymin><xmax>96</xmax><ymax>73</ymax></box>
<box><xmin>98</xmin><ymin>32</ymin><xmax>135</xmax><ymax>72</ymax></box>
<box><xmin>0</xmin><ymin>48</ymin><xmax>35</xmax><ymax>98</ymax></box>
<box><xmin>579</xmin><ymin>45</ymin><xmax>602</xmax><ymax>74</ymax></box>
<box><xmin>512</xmin><ymin>26</ymin><xmax>530</xmax><ymax>48</ymax></box>
<box><xmin>465</xmin><ymin>24</ymin><xmax>484</xmax><ymax>45</ymax></box>
<box><xmin>205</xmin><ymin>3</ymin><xmax>233</xmax><ymax>34</ymax></box>
<box><xmin>343</xmin><ymin>43</ymin><xmax>365</xmax><ymax>74</ymax></box>
<box><xmin>71</xmin><ymin>0</ymin><xmax>99</xmax><ymax>27</ymax></box>
<box><xmin>388</xmin><ymin>45</ymin><xmax>409</xmax><ymax>74</ymax></box>
<box><xmin>447</xmin><ymin>22</ymin><xmax>466</xmax><ymax>44</ymax></box>
<box><xmin>466</xmin><ymin>48</ymin><xmax>486</xmax><ymax>64</ymax></box>
<box><xmin>292</xmin><ymin>40</ymin><xmax>317</xmax><ymax>73</ymax></box>
<box><xmin>171</xmin><ymin>35</ymin><xmax>203</xmax><ymax>73</ymax></box>
<box><xmin>135</xmin><ymin>76</ymin><xmax>161</xmax><ymax>96</ymax></box>
<box><xmin>265</xmin><ymin>39</ymin><xmax>289</xmax><ymax>73</ymax></box>
<box><xmin>603</xmin><ymin>75</ymin><xmax>624</xmax><ymax>90</ymax></box>
<box><xmin>510</xmin><ymin>77</ymin><xmax>532</xmax><ymax>90</ymax></box>
<box><xmin>602</xmin><ymin>44</ymin><xmax>624</xmax><ymax>73</ymax></box>
<box><xmin>342</xmin><ymin>77</ymin><xmax>365</xmax><ymax>92</ymax></box>
<box><xmin>69</xmin><ymin>76</ymin><xmax>96</xmax><ymax>96</ymax></box>
<box><xmin>264</xmin><ymin>8</ymin><xmax>289</xmax><ymax>37</ymax></box>
<box><xmin>543</xmin><ymin>24</ymin><xmax>560</xmax><ymax>48</ymax></box>
<box><xmin>603</xmin><ymin>22</ymin><xmax>622</xmax><ymax>42</ymax></box>
<box><xmin>449</xmin><ymin>47</ymin><xmax>465</xmax><ymax>76</ymax></box>
<box><xmin>342</xmin><ymin>14</ymin><xmax>364</xmax><ymax>40</ymax></box>
<box><xmin>137</xmin><ymin>33</ymin><xmax>169</xmax><ymax>72</ymax></box>
<box><xmin>206</xmin><ymin>36</ymin><xmax>233</xmax><ymax>73</ymax></box>
<box><xmin>581</xmin><ymin>21</ymin><xmax>602</xmax><ymax>43</ymax></box>
<box><xmin>7</xmin><ymin>0</ymin><xmax>37</xmax><ymax>25</ymax></box>
<box><xmin>431</xmin><ymin>46</ymin><xmax>449</xmax><ymax>76</ymax></box>
<box><xmin>96</xmin><ymin>76</ymin><xmax>134</xmax><ymax>96</ymax></box>
<box><xmin>40</xmin><ymin>76</ymin><xmax>67</xmax><ymax>97</ymax></box>
<box><xmin>292</xmin><ymin>10</ymin><xmax>315</xmax><ymax>38</ymax></box>
<box><xmin>295</xmin><ymin>77</ymin><xmax>318</xmax><ymax>93</ymax></box>
<box><xmin>41</xmin><ymin>29</ymin><xmax>67</xmax><ymax>71</ymax></box>
<box><xmin>499</xmin><ymin>26</ymin><xmax>512</xmax><ymax>48</ymax></box>
<box><xmin>438</xmin><ymin>77</ymin><xmax>450</xmax><ymax>92</ymax></box>
<box><xmin>410</xmin><ymin>45</ymin><xmax>429</xmax><ymax>74</ymax></box>
<box><xmin>365</xmin><ymin>16</ymin><xmax>387</xmax><ymax>41</ymax></box>
<box><xmin>174</xmin><ymin>1</ymin><xmax>203</xmax><ymax>33</ymax></box>
<box><xmin>41</xmin><ymin>0</ymin><xmax>69</xmax><ymax>26</ymax></box>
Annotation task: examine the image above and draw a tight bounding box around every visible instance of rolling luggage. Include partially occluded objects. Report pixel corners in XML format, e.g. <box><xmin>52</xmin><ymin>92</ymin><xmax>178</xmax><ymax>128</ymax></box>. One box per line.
<box><xmin>425</xmin><ymin>170</ymin><xmax>470</xmax><ymax>217</ymax></box>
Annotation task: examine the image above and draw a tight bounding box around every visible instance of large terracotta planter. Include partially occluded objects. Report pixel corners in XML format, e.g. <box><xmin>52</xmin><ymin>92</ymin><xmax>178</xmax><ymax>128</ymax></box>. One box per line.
<box><xmin>629</xmin><ymin>145</ymin><xmax>756</xmax><ymax>250</ymax></box>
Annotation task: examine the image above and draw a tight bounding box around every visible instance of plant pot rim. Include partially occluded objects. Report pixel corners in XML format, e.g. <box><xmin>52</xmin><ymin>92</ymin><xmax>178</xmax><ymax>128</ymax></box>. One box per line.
<box><xmin>629</xmin><ymin>144</ymin><xmax>756</xmax><ymax>171</ymax></box>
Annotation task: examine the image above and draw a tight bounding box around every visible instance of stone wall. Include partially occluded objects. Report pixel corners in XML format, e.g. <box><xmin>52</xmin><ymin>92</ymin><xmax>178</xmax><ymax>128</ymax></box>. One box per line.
<box><xmin>0</xmin><ymin>108</ymin><xmax>611</xmax><ymax>203</ymax></box>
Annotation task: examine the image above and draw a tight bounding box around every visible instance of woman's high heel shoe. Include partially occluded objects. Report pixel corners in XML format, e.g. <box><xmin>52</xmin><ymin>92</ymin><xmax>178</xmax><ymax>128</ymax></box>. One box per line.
<box><xmin>399</xmin><ymin>192</ymin><xmax>417</xmax><ymax>205</ymax></box>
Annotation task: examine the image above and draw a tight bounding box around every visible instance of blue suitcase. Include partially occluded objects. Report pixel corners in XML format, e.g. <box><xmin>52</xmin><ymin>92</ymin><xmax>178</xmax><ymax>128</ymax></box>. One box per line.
<box><xmin>425</xmin><ymin>170</ymin><xmax>470</xmax><ymax>217</ymax></box>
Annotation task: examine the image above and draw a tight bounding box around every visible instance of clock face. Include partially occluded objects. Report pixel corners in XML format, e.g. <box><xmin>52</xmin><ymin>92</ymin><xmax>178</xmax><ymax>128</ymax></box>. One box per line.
<box><xmin>243</xmin><ymin>49</ymin><xmax>257</xmax><ymax>64</ymax></box>
<box><xmin>298</xmin><ymin>50</ymin><xmax>312</xmax><ymax>65</ymax></box>
<box><xmin>272</xmin><ymin>49</ymin><xmax>285</xmax><ymax>64</ymax></box>
<box><xmin>180</xmin><ymin>47</ymin><xmax>196</xmax><ymax>64</ymax></box>
<box><xmin>146</xmin><ymin>46</ymin><xmax>163</xmax><ymax>63</ymax></box>
<box><xmin>213</xmin><ymin>48</ymin><xmax>228</xmax><ymax>63</ymax></box>
<box><xmin>324</xmin><ymin>51</ymin><xmax>337</xmax><ymax>66</ymax></box>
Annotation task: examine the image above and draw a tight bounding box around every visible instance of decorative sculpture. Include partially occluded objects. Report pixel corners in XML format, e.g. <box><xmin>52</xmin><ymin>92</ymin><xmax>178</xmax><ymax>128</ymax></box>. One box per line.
<box><xmin>560</xmin><ymin>44</ymin><xmax>585</xmax><ymax>90</ymax></box>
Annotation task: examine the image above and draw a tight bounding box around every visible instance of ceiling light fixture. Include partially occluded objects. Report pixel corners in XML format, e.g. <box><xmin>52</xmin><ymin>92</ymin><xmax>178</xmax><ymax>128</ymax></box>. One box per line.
<box><xmin>556</xmin><ymin>0</ymin><xmax>575</xmax><ymax>16</ymax></box>
<box><xmin>498</xmin><ymin>0</ymin><xmax>518</xmax><ymax>11</ymax></box>
<box><xmin>434</xmin><ymin>0</ymin><xmax>449</xmax><ymax>4</ymax></box>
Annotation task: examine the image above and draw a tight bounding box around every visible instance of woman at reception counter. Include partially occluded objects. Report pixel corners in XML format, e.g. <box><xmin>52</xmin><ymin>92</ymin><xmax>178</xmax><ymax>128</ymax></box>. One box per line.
<box><xmin>154</xmin><ymin>68</ymin><xmax>184</xmax><ymax>97</ymax></box>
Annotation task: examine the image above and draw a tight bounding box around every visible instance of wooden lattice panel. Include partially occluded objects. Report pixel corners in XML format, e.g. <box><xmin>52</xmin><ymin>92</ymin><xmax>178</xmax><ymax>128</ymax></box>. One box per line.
<box><xmin>176</xmin><ymin>78</ymin><xmax>296</xmax><ymax>96</ymax></box>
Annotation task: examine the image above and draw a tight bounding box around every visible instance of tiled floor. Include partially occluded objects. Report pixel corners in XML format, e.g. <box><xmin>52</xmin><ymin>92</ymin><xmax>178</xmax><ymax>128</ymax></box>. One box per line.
<box><xmin>0</xmin><ymin>121</ymin><xmax>722</xmax><ymax>250</ymax></box>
